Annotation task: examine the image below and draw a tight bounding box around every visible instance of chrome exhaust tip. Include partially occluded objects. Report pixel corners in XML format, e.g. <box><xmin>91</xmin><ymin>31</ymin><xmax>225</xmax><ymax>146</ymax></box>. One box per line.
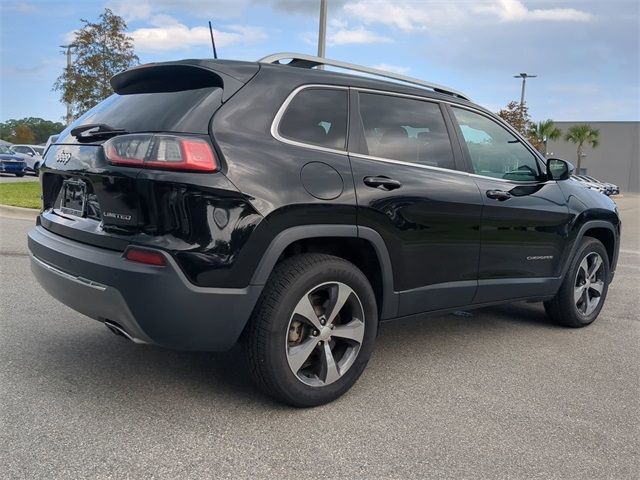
<box><xmin>104</xmin><ymin>320</ymin><xmax>146</xmax><ymax>344</ymax></box>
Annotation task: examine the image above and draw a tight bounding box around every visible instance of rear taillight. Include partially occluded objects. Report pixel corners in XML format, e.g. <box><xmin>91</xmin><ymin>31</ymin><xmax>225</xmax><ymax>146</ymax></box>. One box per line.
<box><xmin>104</xmin><ymin>134</ymin><xmax>217</xmax><ymax>172</ymax></box>
<box><xmin>125</xmin><ymin>247</ymin><xmax>167</xmax><ymax>266</ymax></box>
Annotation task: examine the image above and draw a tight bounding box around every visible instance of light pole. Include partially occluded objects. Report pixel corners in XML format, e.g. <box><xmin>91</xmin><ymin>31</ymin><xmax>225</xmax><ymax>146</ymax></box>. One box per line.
<box><xmin>317</xmin><ymin>0</ymin><xmax>327</xmax><ymax>69</ymax></box>
<box><xmin>60</xmin><ymin>44</ymin><xmax>76</xmax><ymax>125</ymax></box>
<box><xmin>513</xmin><ymin>72</ymin><xmax>537</xmax><ymax>119</ymax></box>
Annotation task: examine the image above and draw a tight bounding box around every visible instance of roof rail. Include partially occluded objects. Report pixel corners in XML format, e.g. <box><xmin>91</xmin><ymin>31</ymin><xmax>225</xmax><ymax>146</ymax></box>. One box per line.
<box><xmin>258</xmin><ymin>52</ymin><xmax>470</xmax><ymax>101</ymax></box>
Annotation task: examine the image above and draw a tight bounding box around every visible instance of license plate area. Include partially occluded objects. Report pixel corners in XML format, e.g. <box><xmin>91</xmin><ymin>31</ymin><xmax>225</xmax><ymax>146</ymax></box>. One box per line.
<box><xmin>60</xmin><ymin>179</ymin><xmax>87</xmax><ymax>217</ymax></box>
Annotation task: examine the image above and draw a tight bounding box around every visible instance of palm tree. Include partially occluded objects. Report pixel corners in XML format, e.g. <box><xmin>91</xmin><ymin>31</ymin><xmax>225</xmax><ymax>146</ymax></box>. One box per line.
<box><xmin>564</xmin><ymin>124</ymin><xmax>600</xmax><ymax>173</ymax></box>
<box><xmin>530</xmin><ymin>119</ymin><xmax>562</xmax><ymax>156</ymax></box>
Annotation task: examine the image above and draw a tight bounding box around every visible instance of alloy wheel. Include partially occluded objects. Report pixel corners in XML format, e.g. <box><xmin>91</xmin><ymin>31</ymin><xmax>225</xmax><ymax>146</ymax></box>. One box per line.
<box><xmin>574</xmin><ymin>252</ymin><xmax>605</xmax><ymax>316</ymax></box>
<box><xmin>285</xmin><ymin>281</ymin><xmax>365</xmax><ymax>387</ymax></box>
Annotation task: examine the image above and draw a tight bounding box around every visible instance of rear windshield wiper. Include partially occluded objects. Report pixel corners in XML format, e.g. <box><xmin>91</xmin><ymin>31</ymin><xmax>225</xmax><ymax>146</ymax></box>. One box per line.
<box><xmin>70</xmin><ymin>123</ymin><xmax>128</xmax><ymax>142</ymax></box>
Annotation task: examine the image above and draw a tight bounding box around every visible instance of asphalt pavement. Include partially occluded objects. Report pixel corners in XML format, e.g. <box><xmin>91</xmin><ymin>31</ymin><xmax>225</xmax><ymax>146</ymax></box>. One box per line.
<box><xmin>1</xmin><ymin>196</ymin><xmax>638</xmax><ymax>479</ymax></box>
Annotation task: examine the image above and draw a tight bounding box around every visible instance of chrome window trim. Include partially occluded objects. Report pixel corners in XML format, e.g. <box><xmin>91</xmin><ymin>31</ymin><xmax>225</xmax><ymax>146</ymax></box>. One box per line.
<box><xmin>348</xmin><ymin>151</ymin><xmax>464</xmax><ymax>176</ymax></box>
<box><xmin>270</xmin><ymin>84</ymin><xmax>350</xmax><ymax>155</ymax></box>
<box><xmin>355</xmin><ymin>86</ymin><xmax>545</xmax><ymax>165</ymax></box>
<box><xmin>271</xmin><ymin>85</ymin><xmax>552</xmax><ymax>185</ymax></box>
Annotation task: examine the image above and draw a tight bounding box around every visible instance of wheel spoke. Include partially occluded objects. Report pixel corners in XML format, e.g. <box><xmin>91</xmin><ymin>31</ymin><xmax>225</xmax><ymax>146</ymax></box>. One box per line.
<box><xmin>588</xmin><ymin>255</ymin><xmax>602</xmax><ymax>278</ymax></box>
<box><xmin>584</xmin><ymin>294</ymin><xmax>597</xmax><ymax>315</ymax></box>
<box><xmin>574</xmin><ymin>285</ymin><xmax>585</xmax><ymax>304</ymax></box>
<box><xmin>292</xmin><ymin>294</ymin><xmax>323</xmax><ymax>330</ymax></box>
<box><xmin>326</xmin><ymin>283</ymin><xmax>354</xmax><ymax>325</ymax></box>
<box><xmin>287</xmin><ymin>337</ymin><xmax>319</xmax><ymax>374</ymax></box>
<box><xmin>579</xmin><ymin>257</ymin><xmax>589</xmax><ymax>277</ymax></box>
<box><xmin>320</xmin><ymin>342</ymin><xmax>340</xmax><ymax>384</ymax></box>
<box><xmin>589</xmin><ymin>280</ymin><xmax>604</xmax><ymax>296</ymax></box>
<box><xmin>331</xmin><ymin>319</ymin><xmax>365</xmax><ymax>344</ymax></box>
<box><xmin>579</xmin><ymin>288</ymin><xmax>589</xmax><ymax>312</ymax></box>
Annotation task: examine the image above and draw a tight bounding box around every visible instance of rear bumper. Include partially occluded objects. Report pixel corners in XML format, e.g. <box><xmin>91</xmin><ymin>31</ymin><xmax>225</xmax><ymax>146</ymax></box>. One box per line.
<box><xmin>28</xmin><ymin>226</ymin><xmax>262</xmax><ymax>351</ymax></box>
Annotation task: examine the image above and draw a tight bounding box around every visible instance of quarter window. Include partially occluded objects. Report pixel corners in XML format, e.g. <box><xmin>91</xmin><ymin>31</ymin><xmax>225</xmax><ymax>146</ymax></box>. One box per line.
<box><xmin>278</xmin><ymin>88</ymin><xmax>348</xmax><ymax>150</ymax></box>
<box><xmin>357</xmin><ymin>92</ymin><xmax>455</xmax><ymax>169</ymax></box>
<box><xmin>452</xmin><ymin>107</ymin><xmax>542</xmax><ymax>181</ymax></box>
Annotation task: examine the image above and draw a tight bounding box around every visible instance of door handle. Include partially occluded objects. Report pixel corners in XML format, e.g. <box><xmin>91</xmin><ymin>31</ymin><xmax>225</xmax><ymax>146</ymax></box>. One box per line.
<box><xmin>363</xmin><ymin>176</ymin><xmax>402</xmax><ymax>191</ymax></box>
<box><xmin>486</xmin><ymin>189</ymin><xmax>511</xmax><ymax>201</ymax></box>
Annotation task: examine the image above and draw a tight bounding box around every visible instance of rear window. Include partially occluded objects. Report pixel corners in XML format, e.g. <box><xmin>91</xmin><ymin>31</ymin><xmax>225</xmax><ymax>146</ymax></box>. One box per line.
<box><xmin>278</xmin><ymin>88</ymin><xmax>348</xmax><ymax>150</ymax></box>
<box><xmin>58</xmin><ymin>87</ymin><xmax>223</xmax><ymax>142</ymax></box>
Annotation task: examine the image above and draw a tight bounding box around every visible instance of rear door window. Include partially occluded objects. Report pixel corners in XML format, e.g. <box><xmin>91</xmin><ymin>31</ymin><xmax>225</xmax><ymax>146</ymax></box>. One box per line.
<box><xmin>278</xmin><ymin>88</ymin><xmax>348</xmax><ymax>150</ymax></box>
<box><xmin>355</xmin><ymin>92</ymin><xmax>455</xmax><ymax>170</ymax></box>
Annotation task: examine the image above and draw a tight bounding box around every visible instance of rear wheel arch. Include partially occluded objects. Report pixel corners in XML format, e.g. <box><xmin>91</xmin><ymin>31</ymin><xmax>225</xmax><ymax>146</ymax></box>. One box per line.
<box><xmin>250</xmin><ymin>225</ymin><xmax>397</xmax><ymax>319</ymax></box>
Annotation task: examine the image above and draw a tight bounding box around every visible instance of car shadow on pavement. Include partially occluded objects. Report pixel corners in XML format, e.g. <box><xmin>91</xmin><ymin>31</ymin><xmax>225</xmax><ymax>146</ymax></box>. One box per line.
<box><xmin>30</xmin><ymin>301</ymin><xmax>557</xmax><ymax>409</ymax></box>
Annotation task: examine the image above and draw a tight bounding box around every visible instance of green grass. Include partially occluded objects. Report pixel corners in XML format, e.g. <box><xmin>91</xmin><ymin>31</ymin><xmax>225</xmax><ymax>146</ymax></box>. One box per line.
<box><xmin>0</xmin><ymin>181</ymin><xmax>41</xmax><ymax>209</ymax></box>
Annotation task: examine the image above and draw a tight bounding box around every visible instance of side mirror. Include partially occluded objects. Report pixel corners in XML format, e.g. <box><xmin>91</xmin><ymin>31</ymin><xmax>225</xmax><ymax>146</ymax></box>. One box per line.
<box><xmin>547</xmin><ymin>158</ymin><xmax>574</xmax><ymax>181</ymax></box>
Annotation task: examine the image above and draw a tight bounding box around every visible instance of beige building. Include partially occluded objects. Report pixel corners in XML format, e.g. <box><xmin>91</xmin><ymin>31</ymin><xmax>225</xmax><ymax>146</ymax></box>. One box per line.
<box><xmin>546</xmin><ymin>121</ymin><xmax>639</xmax><ymax>192</ymax></box>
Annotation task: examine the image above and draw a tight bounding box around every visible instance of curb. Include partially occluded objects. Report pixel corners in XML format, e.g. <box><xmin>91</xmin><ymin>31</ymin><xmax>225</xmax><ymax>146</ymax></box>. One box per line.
<box><xmin>0</xmin><ymin>204</ymin><xmax>39</xmax><ymax>221</ymax></box>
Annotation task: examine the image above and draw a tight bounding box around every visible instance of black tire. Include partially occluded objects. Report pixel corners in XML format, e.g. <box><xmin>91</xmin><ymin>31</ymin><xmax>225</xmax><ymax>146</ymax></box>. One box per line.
<box><xmin>245</xmin><ymin>253</ymin><xmax>378</xmax><ymax>407</ymax></box>
<box><xmin>33</xmin><ymin>163</ymin><xmax>40</xmax><ymax>176</ymax></box>
<box><xmin>544</xmin><ymin>237</ymin><xmax>610</xmax><ymax>327</ymax></box>
<box><xmin>15</xmin><ymin>173</ymin><xmax>24</xmax><ymax>177</ymax></box>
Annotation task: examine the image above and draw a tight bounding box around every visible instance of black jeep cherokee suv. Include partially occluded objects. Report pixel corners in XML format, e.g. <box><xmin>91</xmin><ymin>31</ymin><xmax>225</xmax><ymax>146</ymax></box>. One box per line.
<box><xmin>28</xmin><ymin>53</ymin><xmax>620</xmax><ymax>407</ymax></box>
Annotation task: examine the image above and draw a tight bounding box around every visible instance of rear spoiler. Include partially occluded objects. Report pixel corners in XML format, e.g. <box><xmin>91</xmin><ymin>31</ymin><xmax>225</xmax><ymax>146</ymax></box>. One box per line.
<box><xmin>110</xmin><ymin>60</ymin><xmax>260</xmax><ymax>102</ymax></box>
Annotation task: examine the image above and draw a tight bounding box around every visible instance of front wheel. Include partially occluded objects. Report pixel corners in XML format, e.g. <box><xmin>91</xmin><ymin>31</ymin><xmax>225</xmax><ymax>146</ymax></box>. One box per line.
<box><xmin>245</xmin><ymin>253</ymin><xmax>378</xmax><ymax>407</ymax></box>
<box><xmin>544</xmin><ymin>237</ymin><xmax>610</xmax><ymax>327</ymax></box>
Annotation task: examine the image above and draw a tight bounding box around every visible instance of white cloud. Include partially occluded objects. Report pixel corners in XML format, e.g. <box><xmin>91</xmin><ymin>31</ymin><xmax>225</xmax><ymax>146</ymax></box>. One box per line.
<box><xmin>343</xmin><ymin>0</ymin><xmax>593</xmax><ymax>32</ymax></box>
<box><xmin>109</xmin><ymin>0</ymin><xmax>248</xmax><ymax>21</ymax></box>
<box><xmin>475</xmin><ymin>0</ymin><xmax>593</xmax><ymax>23</ymax></box>
<box><xmin>129</xmin><ymin>22</ymin><xmax>267</xmax><ymax>53</ymax></box>
<box><xmin>256</xmin><ymin>0</ymin><xmax>348</xmax><ymax>15</ymax></box>
<box><xmin>370</xmin><ymin>63</ymin><xmax>410</xmax><ymax>75</ymax></box>
<box><xmin>343</xmin><ymin>1</ymin><xmax>467</xmax><ymax>31</ymax></box>
<box><xmin>328</xmin><ymin>25</ymin><xmax>391</xmax><ymax>46</ymax></box>
<box><xmin>107</xmin><ymin>1</ymin><xmax>152</xmax><ymax>22</ymax></box>
<box><xmin>63</xmin><ymin>29</ymin><xmax>78</xmax><ymax>44</ymax></box>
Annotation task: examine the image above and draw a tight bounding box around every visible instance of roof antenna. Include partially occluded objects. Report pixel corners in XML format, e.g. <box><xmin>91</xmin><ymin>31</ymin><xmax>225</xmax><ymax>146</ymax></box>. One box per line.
<box><xmin>208</xmin><ymin>21</ymin><xmax>218</xmax><ymax>59</ymax></box>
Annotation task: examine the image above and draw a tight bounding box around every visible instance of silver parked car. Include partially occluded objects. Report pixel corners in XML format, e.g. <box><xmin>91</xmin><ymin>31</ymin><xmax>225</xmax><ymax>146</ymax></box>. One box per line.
<box><xmin>10</xmin><ymin>144</ymin><xmax>44</xmax><ymax>175</ymax></box>
<box><xmin>571</xmin><ymin>175</ymin><xmax>607</xmax><ymax>195</ymax></box>
<box><xmin>578</xmin><ymin>175</ymin><xmax>619</xmax><ymax>196</ymax></box>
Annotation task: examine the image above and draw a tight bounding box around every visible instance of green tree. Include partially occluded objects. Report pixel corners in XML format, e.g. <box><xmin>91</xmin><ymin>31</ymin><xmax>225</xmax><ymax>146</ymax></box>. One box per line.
<box><xmin>53</xmin><ymin>8</ymin><xmax>138</xmax><ymax>121</ymax></box>
<box><xmin>529</xmin><ymin>119</ymin><xmax>562</xmax><ymax>156</ymax></box>
<box><xmin>0</xmin><ymin>118</ymin><xmax>66</xmax><ymax>144</ymax></box>
<box><xmin>9</xmin><ymin>125</ymin><xmax>36</xmax><ymax>144</ymax></box>
<box><xmin>564</xmin><ymin>124</ymin><xmax>600</xmax><ymax>173</ymax></box>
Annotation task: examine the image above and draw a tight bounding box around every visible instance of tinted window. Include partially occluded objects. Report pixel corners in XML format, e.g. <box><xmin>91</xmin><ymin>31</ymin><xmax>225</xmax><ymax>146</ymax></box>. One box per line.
<box><xmin>58</xmin><ymin>88</ymin><xmax>223</xmax><ymax>143</ymax></box>
<box><xmin>357</xmin><ymin>93</ymin><xmax>455</xmax><ymax>169</ymax></box>
<box><xmin>452</xmin><ymin>107</ymin><xmax>541</xmax><ymax>181</ymax></box>
<box><xmin>279</xmin><ymin>88</ymin><xmax>348</xmax><ymax>150</ymax></box>
<box><xmin>13</xmin><ymin>146</ymin><xmax>28</xmax><ymax>153</ymax></box>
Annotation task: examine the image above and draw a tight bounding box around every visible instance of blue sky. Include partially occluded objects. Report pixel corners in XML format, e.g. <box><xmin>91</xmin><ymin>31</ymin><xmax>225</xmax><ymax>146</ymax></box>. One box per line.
<box><xmin>1</xmin><ymin>0</ymin><xmax>638</xmax><ymax>123</ymax></box>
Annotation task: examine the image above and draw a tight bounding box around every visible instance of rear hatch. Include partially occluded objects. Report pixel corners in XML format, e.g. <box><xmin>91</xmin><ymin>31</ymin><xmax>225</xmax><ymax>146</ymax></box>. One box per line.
<box><xmin>40</xmin><ymin>60</ymin><xmax>258</xmax><ymax>251</ymax></box>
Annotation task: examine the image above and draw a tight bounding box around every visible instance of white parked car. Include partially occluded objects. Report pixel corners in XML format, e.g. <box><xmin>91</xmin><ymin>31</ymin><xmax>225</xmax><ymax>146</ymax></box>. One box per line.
<box><xmin>9</xmin><ymin>144</ymin><xmax>44</xmax><ymax>175</ymax></box>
